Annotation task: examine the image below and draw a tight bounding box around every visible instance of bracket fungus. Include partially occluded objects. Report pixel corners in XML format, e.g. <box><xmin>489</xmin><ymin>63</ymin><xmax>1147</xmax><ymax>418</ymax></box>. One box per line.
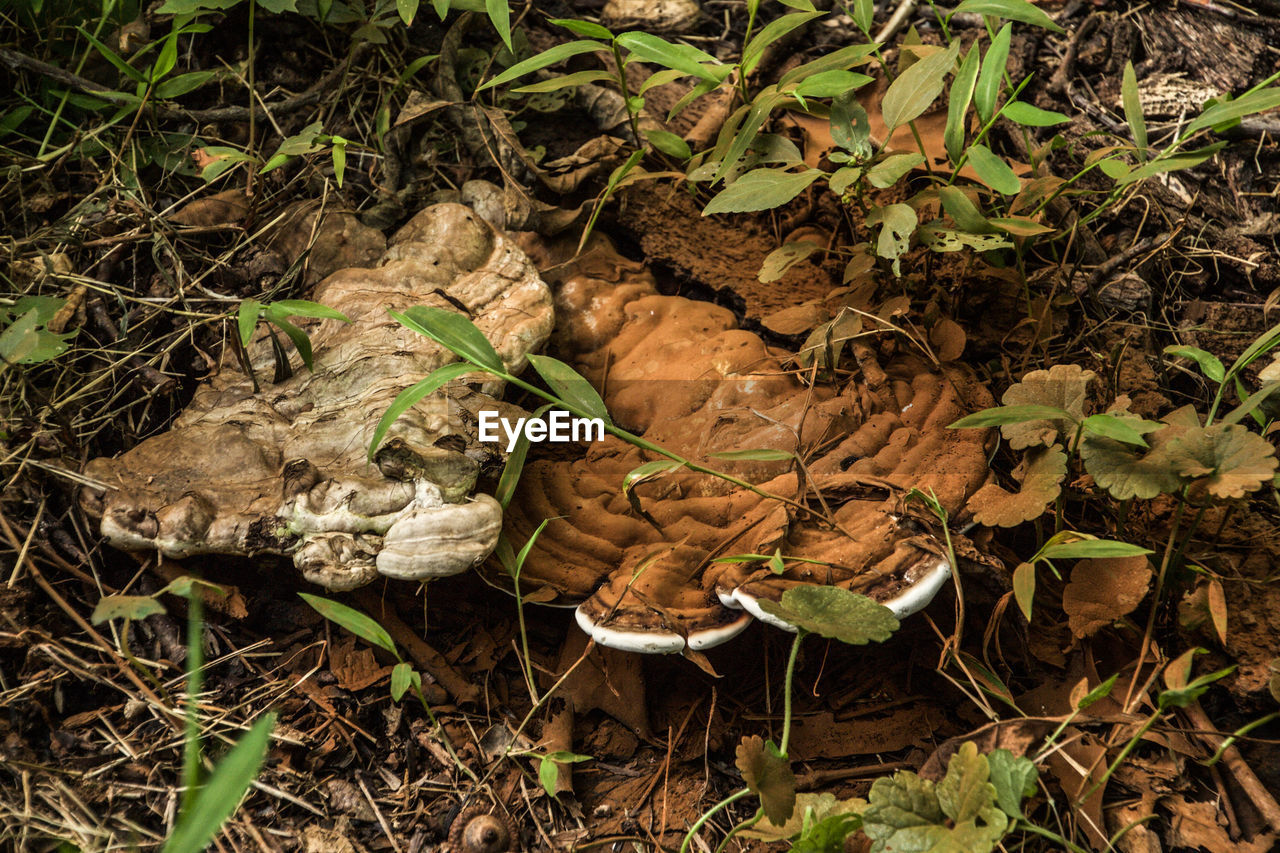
<box><xmin>500</xmin><ymin>236</ymin><xmax>995</xmax><ymax>653</ymax></box>
<box><xmin>81</xmin><ymin>204</ymin><xmax>553</xmax><ymax>590</ymax></box>
<box><xmin>81</xmin><ymin>201</ymin><xmax>994</xmax><ymax>654</ymax></box>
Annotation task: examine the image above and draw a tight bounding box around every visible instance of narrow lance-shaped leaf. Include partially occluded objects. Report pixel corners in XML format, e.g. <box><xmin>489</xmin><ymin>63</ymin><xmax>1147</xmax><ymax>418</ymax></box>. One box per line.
<box><xmin>966</xmin><ymin>143</ymin><xmax>1021</xmax><ymax>195</ymax></box>
<box><xmin>1122</xmin><ymin>61</ymin><xmax>1148</xmax><ymax>159</ymax></box>
<box><xmin>161</xmin><ymin>713</ymin><xmax>277</xmax><ymax>853</ymax></box>
<box><xmin>703</xmin><ymin>168</ymin><xmax>823</xmax><ymax>216</ymax></box>
<box><xmin>485</xmin><ymin>0</ymin><xmax>512</xmax><ymax>51</ymax></box>
<box><xmin>949</xmin><ymin>404</ymin><xmax>1074</xmax><ymax>429</ymax></box>
<box><xmin>526</xmin><ymin>353</ymin><xmax>612</xmax><ymax>424</ymax></box>
<box><xmin>369</xmin><ymin>361</ymin><xmax>476</xmax><ymax>458</ymax></box>
<box><xmin>1040</xmin><ymin>540</ymin><xmax>1154</xmax><ymax>560</ymax></box>
<box><xmin>478</xmin><ymin>41</ymin><xmax>609</xmax><ymax>91</ymax></box>
<box><xmin>394</xmin><ymin>306</ymin><xmax>505</xmax><ymax>373</ymax></box>
<box><xmin>496</xmin><ymin>404</ymin><xmax>553</xmax><ymax>508</ymax></box>
<box><xmin>974</xmin><ymin>23</ymin><xmax>1011</xmax><ymax>123</ymax></box>
<box><xmin>945</xmin><ymin>45</ymin><xmax>980</xmax><ymax>164</ymax></box>
<box><xmin>951</xmin><ymin>0</ymin><xmax>1065</xmax><ymax>33</ymax></box>
<box><xmin>614</xmin><ymin>31</ymin><xmax>729</xmax><ymax>83</ymax></box>
<box><xmin>298</xmin><ymin>593</ymin><xmax>399</xmax><ymax>656</ymax></box>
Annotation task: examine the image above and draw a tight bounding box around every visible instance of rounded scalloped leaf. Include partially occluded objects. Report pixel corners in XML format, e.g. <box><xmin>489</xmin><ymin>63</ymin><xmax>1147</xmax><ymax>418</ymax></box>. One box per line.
<box><xmin>968</xmin><ymin>444</ymin><xmax>1066</xmax><ymax>527</ymax></box>
<box><xmin>755</xmin><ymin>586</ymin><xmax>900</xmax><ymax>645</ymax></box>
<box><xmin>1164</xmin><ymin>423</ymin><xmax>1278</xmax><ymax>499</ymax></box>
<box><xmin>1080</xmin><ymin>425</ymin><xmax>1185</xmax><ymax>500</ymax></box>
<box><xmin>1000</xmin><ymin>364</ymin><xmax>1097</xmax><ymax>450</ymax></box>
<box><xmin>1063</xmin><ymin>556</ymin><xmax>1153</xmax><ymax>638</ymax></box>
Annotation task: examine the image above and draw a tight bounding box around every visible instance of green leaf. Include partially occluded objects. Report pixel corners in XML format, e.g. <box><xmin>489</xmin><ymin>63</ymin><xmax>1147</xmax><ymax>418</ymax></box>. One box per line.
<box><xmin>485</xmin><ymin>0</ymin><xmax>512</xmax><ymax>51</ymax></box>
<box><xmin>755</xmin><ymin>586</ymin><xmax>900</xmax><ymax>645</ymax></box>
<box><xmin>526</xmin><ymin>354</ymin><xmax>611</xmax><ymax>424</ymax></box>
<box><xmin>1116</xmin><ymin>142</ymin><xmax>1225</xmax><ymax>186</ymax></box>
<box><xmin>162</xmin><ymin>713</ymin><xmax>276</xmax><ymax>853</ymax></box>
<box><xmin>1001</xmin><ymin>100</ymin><xmax>1069</xmax><ymax>127</ymax></box>
<box><xmin>702</xmin><ymin>168</ymin><xmax>823</xmax><ymax>215</ymax></box>
<box><xmin>736</xmin><ymin>735</ymin><xmax>797</xmax><ymax>826</ymax></box>
<box><xmin>1012</xmin><ymin>562</ymin><xmax>1035</xmax><ymax>622</ymax></box>
<box><xmin>496</xmin><ymin>404</ymin><xmax>552</xmax><ymax>508</ymax></box>
<box><xmin>1223</xmin><ymin>381</ymin><xmax>1280</xmax><ymax>426</ymax></box>
<box><xmin>948</xmin><ymin>404</ymin><xmax>1073</xmax><ymax>429</ymax></box>
<box><xmin>951</xmin><ymin>0</ymin><xmax>1064</xmax><ymax>32</ymax></box>
<box><xmin>1082</xmin><ymin>413</ymin><xmax>1153</xmax><ymax>447</ymax></box>
<box><xmin>967</xmin><ymin>143</ymin><xmax>1021</xmax><ymax>195</ymax></box>
<box><xmin>714</xmin><ymin>90</ymin><xmax>788</xmax><ymax>182</ymax></box>
<box><xmin>867</xmin><ymin>152</ymin><xmax>924</xmax><ymax>188</ymax></box>
<box><xmin>974</xmin><ymin>23</ymin><xmax>1011</xmax><ymax>122</ymax></box>
<box><xmin>478</xmin><ymin>40</ymin><xmax>608</xmax><ymax>90</ymax></box>
<box><xmin>397</xmin><ymin>0</ymin><xmax>418</xmax><ymax>24</ymax></box>
<box><xmin>268</xmin><ymin>299</ymin><xmax>350</xmax><ymax>323</ymax></box>
<box><xmin>1185</xmin><ymin>87</ymin><xmax>1280</xmax><ymax>137</ymax></box>
<box><xmin>644</xmin><ymin>129</ymin><xmax>692</xmax><ymax>159</ymax></box>
<box><xmin>939</xmin><ymin>186</ymin><xmax>996</xmax><ymax>233</ymax></box>
<box><xmin>369</xmin><ymin>361</ymin><xmax>476</xmax><ymax>458</ymax></box>
<box><xmin>614</xmin><ymin>32</ymin><xmax>729</xmax><ymax>83</ymax></box>
<box><xmin>881</xmin><ymin>40</ymin><xmax>960</xmax><ymax>131</ymax></box>
<box><xmin>708</xmin><ymin>448</ymin><xmax>794</xmax><ymax>461</ymax></box>
<box><xmin>549</xmin><ymin>18</ymin><xmax>614</xmax><ymax>39</ymax></box>
<box><xmin>299</xmin><ymin>593</ymin><xmax>397</xmax><ymax>655</ymax></box>
<box><xmin>1121</xmin><ymin>61</ymin><xmax>1148</xmax><ymax>158</ymax></box>
<box><xmin>988</xmin><ymin>216</ymin><xmax>1053</xmax><ymax>237</ymax></box>
<box><xmin>622</xmin><ymin>458</ymin><xmax>685</xmax><ymax>496</ymax></box>
<box><xmin>830</xmin><ymin>95</ymin><xmax>872</xmax><ymax>158</ymax></box>
<box><xmin>986</xmin><ymin>749</ymin><xmax>1038</xmax><ymax>819</ymax></box>
<box><xmin>743</xmin><ymin>11</ymin><xmax>824</xmax><ymax>76</ymax></box>
<box><xmin>91</xmin><ymin>594</ymin><xmax>166</xmax><ymax>624</ymax></box>
<box><xmin>538</xmin><ymin>751</ymin><xmax>591</xmax><ymax>797</ymax></box>
<box><xmin>792</xmin><ymin>70</ymin><xmax>873</xmax><ymax>98</ymax></box>
<box><xmin>1076</xmin><ymin>674</ymin><xmax>1119</xmax><ymax>710</ymax></box>
<box><xmin>779</xmin><ymin>43</ymin><xmax>878</xmax><ymax>88</ymax></box>
<box><xmin>1165</xmin><ymin>344</ymin><xmax>1225</xmax><ymax>383</ymax></box>
<box><xmin>390</xmin><ymin>662</ymin><xmax>419</xmax><ymax>701</ymax></box>
<box><xmin>1225</xmin><ymin>319</ymin><xmax>1280</xmax><ymax>382</ymax></box>
<box><xmin>514</xmin><ymin>518</ymin><xmax>552</xmax><ymax>576</ymax></box>
<box><xmin>865</xmin><ymin>202</ymin><xmax>917</xmax><ymax>276</ymax></box>
<box><xmin>1164</xmin><ymin>423</ymin><xmax>1279</xmax><ymax>499</ymax></box>
<box><xmin>332</xmin><ymin>140</ymin><xmax>346</xmax><ymax>188</ymax></box>
<box><xmin>1039</xmin><ymin>540</ymin><xmax>1153</xmax><ymax>560</ymax></box>
<box><xmin>394</xmin><ymin>305</ymin><xmax>504</xmax><ymax>372</ymax></box>
<box><xmin>154</xmin><ymin>70</ymin><xmax>216</xmax><ymax>100</ymax></box>
<box><xmin>945</xmin><ymin>45</ymin><xmax>980</xmax><ymax>164</ymax></box>
<box><xmin>267</xmin><ymin>316</ymin><xmax>313</xmax><ymax>371</ymax></box>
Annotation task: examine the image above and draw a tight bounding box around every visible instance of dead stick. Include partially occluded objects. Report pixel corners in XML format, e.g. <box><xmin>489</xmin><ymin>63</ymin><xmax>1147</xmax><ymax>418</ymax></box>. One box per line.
<box><xmin>1184</xmin><ymin>700</ymin><xmax>1280</xmax><ymax>833</ymax></box>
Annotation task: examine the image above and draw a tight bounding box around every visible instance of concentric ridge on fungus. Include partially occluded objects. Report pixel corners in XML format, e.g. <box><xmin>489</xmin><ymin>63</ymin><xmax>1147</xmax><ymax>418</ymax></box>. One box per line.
<box><xmin>502</xmin><ymin>234</ymin><xmax>994</xmax><ymax>653</ymax></box>
<box><xmin>80</xmin><ymin>204</ymin><xmax>554</xmax><ymax>591</ymax></box>
<box><xmin>80</xmin><ymin>202</ymin><xmax>993</xmax><ymax>653</ymax></box>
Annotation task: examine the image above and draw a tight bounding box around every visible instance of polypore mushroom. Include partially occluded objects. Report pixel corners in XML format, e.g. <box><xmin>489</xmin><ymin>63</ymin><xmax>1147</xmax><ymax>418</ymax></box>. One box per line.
<box><xmin>499</xmin><ymin>235</ymin><xmax>995</xmax><ymax>652</ymax></box>
<box><xmin>81</xmin><ymin>203</ymin><xmax>554</xmax><ymax>589</ymax></box>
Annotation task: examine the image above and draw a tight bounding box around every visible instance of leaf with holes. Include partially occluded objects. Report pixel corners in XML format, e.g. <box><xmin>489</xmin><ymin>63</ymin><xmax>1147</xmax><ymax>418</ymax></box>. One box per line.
<box><xmin>737</xmin><ymin>735</ymin><xmax>797</xmax><ymax>826</ymax></box>
<box><xmin>759</xmin><ymin>240</ymin><xmax>821</xmax><ymax>283</ymax></box>
<box><xmin>866</xmin><ymin>203</ymin><xmax>918</xmax><ymax>276</ymax></box>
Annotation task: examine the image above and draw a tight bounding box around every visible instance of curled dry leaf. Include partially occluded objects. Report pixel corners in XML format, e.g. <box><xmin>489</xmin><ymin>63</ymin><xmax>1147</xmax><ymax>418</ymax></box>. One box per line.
<box><xmin>1164</xmin><ymin>423</ymin><xmax>1279</xmax><ymax>500</ymax></box>
<box><xmin>967</xmin><ymin>444</ymin><xmax>1067</xmax><ymax>528</ymax></box>
<box><xmin>1062</xmin><ymin>556</ymin><xmax>1153</xmax><ymax>638</ymax></box>
<box><xmin>1000</xmin><ymin>364</ymin><xmax>1096</xmax><ymax>450</ymax></box>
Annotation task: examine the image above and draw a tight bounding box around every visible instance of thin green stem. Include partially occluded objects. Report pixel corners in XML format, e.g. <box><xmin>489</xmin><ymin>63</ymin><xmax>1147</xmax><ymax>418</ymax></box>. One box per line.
<box><xmin>780</xmin><ymin>630</ymin><xmax>805</xmax><ymax>756</ymax></box>
<box><xmin>412</xmin><ymin>681</ymin><xmax>479</xmax><ymax>782</ymax></box>
<box><xmin>1075</xmin><ymin>710</ymin><xmax>1159</xmax><ymax>807</ymax></box>
<box><xmin>610</xmin><ymin>43</ymin><xmax>643</xmax><ymax>145</ymax></box>
<box><xmin>1016</xmin><ymin>819</ymin><xmax>1092</xmax><ymax>853</ymax></box>
<box><xmin>714</xmin><ymin>808</ymin><xmax>764</xmax><ymax>853</ymax></box>
<box><xmin>680</xmin><ymin>788</ymin><xmax>752</xmax><ymax>853</ymax></box>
